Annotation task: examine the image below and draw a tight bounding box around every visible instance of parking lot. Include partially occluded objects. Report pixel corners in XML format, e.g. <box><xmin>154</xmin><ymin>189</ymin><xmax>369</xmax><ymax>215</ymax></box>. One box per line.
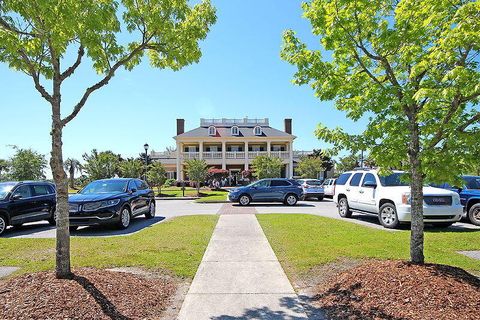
<box><xmin>2</xmin><ymin>198</ymin><xmax>478</xmax><ymax>239</ymax></box>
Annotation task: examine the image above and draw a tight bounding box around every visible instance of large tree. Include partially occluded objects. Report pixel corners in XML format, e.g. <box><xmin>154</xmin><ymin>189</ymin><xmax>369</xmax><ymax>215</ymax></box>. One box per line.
<box><xmin>184</xmin><ymin>159</ymin><xmax>208</xmax><ymax>196</ymax></box>
<box><xmin>119</xmin><ymin>158</ymin><xmax>143</xmax><ymax>179</ymax></box>
<box><xmin>82</xmin><ymin>150</ymin><xmax>121</xmax><ymax>180</ymax></box>
<box><xmin>251</xmin><ymin>155</ymin><xmax>283</xmax><ymax>179</ymax></box>
<box><xmin>282</xmin><ymin>0</ymin><xmax>480</xmax><ymax>264</ymax></box>
<box><xmin>147</xmin><ymin>161</ymin><xmax>167</xmax><ymax>194</ymax></box>
<box><xmin>0</xmin><ymin>0</ymin><xmax>216</xmax><ymax>278</ymax></box>
<box><xmin>297</xmin><ymin>156</ymin><xmax>324</xmax><ymax>179</ymax></box>
<box><xmin>8</xmin><ymin>146</ymin><xmax>47</xmax><ymax>181</ymax></box>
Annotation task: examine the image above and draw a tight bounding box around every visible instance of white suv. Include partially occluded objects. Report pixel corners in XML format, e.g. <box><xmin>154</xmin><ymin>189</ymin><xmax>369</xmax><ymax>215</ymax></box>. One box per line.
<box><xmin>333</xmin><ymin>169</ymin><xmax>463</xmax><ymax>229</ymax></box>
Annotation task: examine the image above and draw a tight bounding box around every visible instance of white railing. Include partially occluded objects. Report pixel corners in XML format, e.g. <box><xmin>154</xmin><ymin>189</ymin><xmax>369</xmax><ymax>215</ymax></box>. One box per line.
<box><xmin>182</xmin><ymin>152</ymin><xmax>200</xmax><ymax>159</ymax></box>
<box><xmin>248</xmin><ymin>151</ymin><xmax>268</xmax><ymax>158</ymax></box>
<box><xmin>203</xmin><ymin>151</ymin><xmax>223</xmax><ymax>159</ymax></box>
<box><xmin>201</xmin><ymin>118</ymin><xmax>269</xmax><ymax>127</ymax></box>
<box><xmin>226</xmin><ymin>151</ymin><xmax>245</xmax><ymax>159</ymax></box>
<box><xmin>293</xmin><ymin>151</ymin><xmax>313</xmax><ymax>158</ymax></box>
<box><xmin>270</xmin><ymin>151</ymin><xmax>290</xmax><ymax>159</ymax></box>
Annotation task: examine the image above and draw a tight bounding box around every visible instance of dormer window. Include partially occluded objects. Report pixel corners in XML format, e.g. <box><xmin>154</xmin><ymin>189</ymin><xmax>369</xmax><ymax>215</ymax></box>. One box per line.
<box><xmin>254</xmin><ymin>126</ymin><xmax>262</xmax><ymax>136</ymax></box>
<box><xmin>231</xmin><ymin>126</ymin><xmax>239</xmax><ymax>136</ymax></box>
<box><xmin>208</xmin><ymin>126</ymin><xmax>216</xmax><ymax>136</ymax></box>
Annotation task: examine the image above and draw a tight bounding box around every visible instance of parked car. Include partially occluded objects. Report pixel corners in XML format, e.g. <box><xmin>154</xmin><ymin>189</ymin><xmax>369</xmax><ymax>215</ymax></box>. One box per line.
<box><xmin>297</xmin><ymin>179</ymin><xmax>325</xmax><ymax>201</ymax></box>
<box><xmin>0</xmin><ymin>181</ymin><xmax>57</xmax><ymax>235</ymax></box>
<box><xmin>333</xmin><ymin>169</ymin><xmax>463</xmax><ymax>229</ymax></box>
<box><xmin>68</xmin><ymin>178</ymin><xmax>155</xmax><ymax>230</ymax></box>
<box><xmin>228</xmin><ymin>178</ymin><xmax>304</xmax><ymax>206</ymax></box>
<box><xmin>430</xmin><ymin>175</ymin><xmax>480</xmax><ymax>226</ymax></box>
<box><xmin>322</xmin><ymin>178</ymin><xmax>336</xmax><ymax>197</ymax></box>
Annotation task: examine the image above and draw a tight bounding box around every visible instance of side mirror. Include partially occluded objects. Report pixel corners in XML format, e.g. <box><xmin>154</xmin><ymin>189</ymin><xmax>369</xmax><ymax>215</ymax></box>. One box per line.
<box><xmin>11</xmin><ymin>194</ymin><xmax>22</xmax><ymax>201</ymax></box>
<box><xmin>363</xmin><ymin>181</ymin><xmax>377</xmax><ymax>188</ymax></box>
<box><xmin>130</xmin><ymin>188</ymin><xmax>137</xmax><ymax>193</ymax></box>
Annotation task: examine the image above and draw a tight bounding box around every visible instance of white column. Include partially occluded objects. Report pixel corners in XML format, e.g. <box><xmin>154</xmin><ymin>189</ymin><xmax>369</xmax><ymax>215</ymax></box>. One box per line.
<box><xmin>199</xmin><ymin>141</ymin><xmax>204</xmax><ymax>160</ymax></box>
<box><xmin>288</xmin><ymin>141</ymin><xmax>294</xmax><ymax>178</ymax></box>
<box><xmin>244</xmin><ymin>141</ymin><xmax>249</xmax><ymax>170</ymax></box>
<box><xmin>267</xmin><ymin>141</ymin><xmax>271</xmax><ymax>156</ymax></box>
<box><xmin>222</xmin><ymin>141</ymin><xmax>226</xmax><ymax>170</ymax></box>
<box><xmin>176</xmin><ymin>142</ymin><xmax>182</xmax><ymax>181</ymax></box>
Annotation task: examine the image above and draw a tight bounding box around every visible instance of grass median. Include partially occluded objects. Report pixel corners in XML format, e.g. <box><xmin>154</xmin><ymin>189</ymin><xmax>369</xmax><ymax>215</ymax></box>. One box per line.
<box><xmin>257</xmin><ymin>214</ymin><xmax>480</xmax><ymax>277</ymax></box>
<box><xmin>0</xmin><ymin>215</ymin><xmax>218</xmax><ymax>278</ymax></box>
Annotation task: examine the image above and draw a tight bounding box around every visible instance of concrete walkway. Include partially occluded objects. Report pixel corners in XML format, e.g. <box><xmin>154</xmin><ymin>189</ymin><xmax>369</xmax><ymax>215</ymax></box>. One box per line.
<box><xmin>178</xmin><ymin>214</ymin><xmax>308</xmax><ymax>319</ymax></box>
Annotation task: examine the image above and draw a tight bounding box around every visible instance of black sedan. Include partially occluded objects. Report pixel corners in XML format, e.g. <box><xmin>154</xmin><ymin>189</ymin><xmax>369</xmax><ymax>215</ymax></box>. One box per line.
<box><xmin>0</xmin><ymin>181</ymin><xmax>57</xmax><ymax>235</ymax></box>
<box><xmin>68</xmin><ymin>178</ymin><xmax>156</xmax><ymax>230</ymax></box>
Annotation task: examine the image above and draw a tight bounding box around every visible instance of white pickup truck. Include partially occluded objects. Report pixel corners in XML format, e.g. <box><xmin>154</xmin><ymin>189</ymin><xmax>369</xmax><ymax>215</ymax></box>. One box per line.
<box><xmin>333</xmin><ymin>169</ymin><xmax>463</xmax><ymax>229</ymax></box>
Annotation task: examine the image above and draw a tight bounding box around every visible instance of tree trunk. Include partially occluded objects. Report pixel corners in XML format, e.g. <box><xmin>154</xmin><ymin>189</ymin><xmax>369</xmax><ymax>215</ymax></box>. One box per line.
<box><xmin>408</xmin><ymin>115</ymin><xmax>424</xmax><ymax>264</ymax></box>
<box><xmin>51</xmin><ymin>100</ymin><xmax>72</xmax><ymax>279</ymax></box>
<box><xmin>197</xmin><ymin>182</ymin><xmax>200</xmax><ymax>197</ymax></box>
<box><xmin>69</xmin><ymin>167</ymin><xmax>75</xmax><ymax>189</ymax></box>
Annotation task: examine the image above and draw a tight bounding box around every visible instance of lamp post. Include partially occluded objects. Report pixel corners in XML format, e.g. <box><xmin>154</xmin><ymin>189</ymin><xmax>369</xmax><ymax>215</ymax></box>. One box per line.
<box><xmin>143</xmin><ymin>143</ymin><xmax>149</xmax><ymax>181</ymax></box>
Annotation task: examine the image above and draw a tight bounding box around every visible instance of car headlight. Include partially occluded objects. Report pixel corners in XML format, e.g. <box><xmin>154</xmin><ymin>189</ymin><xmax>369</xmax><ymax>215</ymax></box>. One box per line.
<box><xmin>102</xmin><ymin>199</ymin><xmax>121</xmax><ymax>207</ymax></box>
<box><xmin>402</xmin><ymin>193</ymin><xmax>411</xmax><ymax>205</ymax></box>
<box><xmin>452</xmin><ymin>194</ymin><xmax>461</xmax><ymax>205</ymax></box>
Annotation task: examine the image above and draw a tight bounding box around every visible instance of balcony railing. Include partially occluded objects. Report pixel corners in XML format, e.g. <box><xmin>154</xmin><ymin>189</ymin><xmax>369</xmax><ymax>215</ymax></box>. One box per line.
<box><xmin>248</xmin><ymin>151</ymin><xmax>268</xmax><ymax>158</ymax></box>
<box><xmin>203</xmin><ymin>151</ymin><xmax>223</xmax><ymax>159</ymax></box>
<box><xmin>182</xmin><ymin>152</ymin><xmax>200</xmax><ymax>159</ymax></box>
<box><xmin>201</xmin><ymin>118</ymin><xmax>269</xmax><ymax>127</ymax></box>
<box><xmin>270</xmin><ymin>151</ymin><xmax>290</xmax><ymax>159</ymax></box>
<box><xmin>226</xmin><ymin>151</ymin><xmax>245</xmax><ymax>159</ymax></box>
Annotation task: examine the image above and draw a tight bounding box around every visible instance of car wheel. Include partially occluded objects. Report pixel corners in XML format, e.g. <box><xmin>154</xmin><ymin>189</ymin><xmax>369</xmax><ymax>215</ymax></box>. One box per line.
<box><xmin>285</xmin><ymin>194</ymin><xmax>298</xmax><ymax>206</ymax></box>
<box><xmin>0</xmin><ymin>215</ymin><xmax>7</xmax><ymax>235</ymax></box>
<box><xmin>318</xmin><ymin>196</ymin><xmax>324</xmax><ymax>201</ymax></box>
<box><xmin>338</xmin><ymin>197</ymin><xmax>352</xmax><ymax>218</ymax></box>
<box><xmin>48</xmin><ymin>209</ymin><xmax>57</xmax><ymax>226</ymax></box>
<box><xmin>379</xmin><ymin>203</ymin><xmax>399</xmax><ymax>229</ymax></box>
<box><xmin>239</xmin><ymin>194</ymin><xmax>251</xmax><ymax>206</ymax></box>
<box><xmin>69</xmin><ymin>226</ymin><xmax>78</xmax><ymax>232</ymax></box>
<box><xmin>145</xmin><ymin>201</ymin><xmax>156</xmax><ymax>219</ymax></box>
<box><xmin>468</xmin><ymin>203</ymin><xmax>480</xmax><ymax>226</ymax></box>
<box><xmin>118</xmin><ymin>207</ymin><xmax>132</xmax><ymax>229</ymax></box>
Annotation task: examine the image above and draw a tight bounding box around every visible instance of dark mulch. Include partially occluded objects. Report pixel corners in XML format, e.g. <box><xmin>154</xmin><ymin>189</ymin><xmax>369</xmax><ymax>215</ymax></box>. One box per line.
<box><xmin>313</xmin><ymin>260</ymin><xmax>480</xmax><ymax>320</ymax></box>
<box><xmin>0</xmin><ymin>268</ymin><xmax>176</xmax><ymax>320</ymax></box>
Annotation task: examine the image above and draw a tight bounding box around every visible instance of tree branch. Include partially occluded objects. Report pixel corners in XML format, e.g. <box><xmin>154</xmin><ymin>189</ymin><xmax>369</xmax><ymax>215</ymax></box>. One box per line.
<box><xmin>0</xmin><ymin>16</ymin><xmax>37</xmax><ymax>37</ymax></box>
<box><xmin>60</xmin><ymin>45</ymin><xmax>84</xmax><ymax>81</ymax></box>
<box><xmin>61</xmin><ymin>38</ymin><xmax>153</xmax><ymax>126</ymax></box>
<box><xmin>17</xmin><ymin>49</ymin><xmax>52</xmax><ymax>102</ymax></box>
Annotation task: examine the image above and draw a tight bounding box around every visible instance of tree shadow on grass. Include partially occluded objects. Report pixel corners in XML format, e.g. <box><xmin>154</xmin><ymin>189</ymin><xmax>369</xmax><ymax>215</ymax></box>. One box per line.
<box><xmin>73</xmin><ymin>274</ymin><xmax>131</xmax><ymax>320</ymax></box>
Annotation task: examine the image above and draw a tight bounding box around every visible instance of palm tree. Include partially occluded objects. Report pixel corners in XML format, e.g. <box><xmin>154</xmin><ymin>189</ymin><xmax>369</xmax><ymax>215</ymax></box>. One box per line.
<box><xmin>64</xmin><ymin>158</ymin><xmax>82</xmax><ymax>190</ymax></box>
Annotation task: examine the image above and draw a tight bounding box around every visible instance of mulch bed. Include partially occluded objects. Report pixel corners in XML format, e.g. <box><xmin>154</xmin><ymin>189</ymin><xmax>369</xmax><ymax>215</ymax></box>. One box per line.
<box><xmin>312</xmin><ymin>260</ymin><xmax>480</xmax><ymax>320</ymax></box>
<box><xmin>0</xmin><ymin>268</ymin><xmax>176</xmax><ymax>320</ymax></box>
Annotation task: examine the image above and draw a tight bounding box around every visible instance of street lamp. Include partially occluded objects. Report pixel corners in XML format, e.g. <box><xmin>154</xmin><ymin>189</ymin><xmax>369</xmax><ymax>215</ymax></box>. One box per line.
<box><xmin>143</xmin><ymin>143</ymin><xmax>149</xmax><ymax>181</ymax></box>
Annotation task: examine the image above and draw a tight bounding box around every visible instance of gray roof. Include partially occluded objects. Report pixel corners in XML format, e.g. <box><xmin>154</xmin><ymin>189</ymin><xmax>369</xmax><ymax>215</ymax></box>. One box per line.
<box><xmin>176</xmin><ymin>125</ymin><xmax>294</xmax><ymax>138</ymax></box>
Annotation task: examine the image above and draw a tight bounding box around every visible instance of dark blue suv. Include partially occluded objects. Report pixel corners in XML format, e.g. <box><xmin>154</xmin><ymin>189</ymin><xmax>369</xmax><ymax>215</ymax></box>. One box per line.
<box><xmin>228</xmin><ymin>178</ymin><xmax>305</xmax><ymax>206</ymax></box>
<box><xmin>432</xmin><ymin>175</ymin><xmax>480</xmax><ymax>226</ymax></box>
<box><xmin>68</xmin><ymin>178</ymin><xmax>155</xmax><ymax>230</ymax></box>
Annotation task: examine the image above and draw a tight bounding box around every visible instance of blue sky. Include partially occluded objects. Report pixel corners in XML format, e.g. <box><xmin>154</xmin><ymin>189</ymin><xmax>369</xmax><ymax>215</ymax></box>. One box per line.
<box><xmin>0</xmin><ymin>0</ymin><xmax>364</xmax><ymax>163</ymax></box>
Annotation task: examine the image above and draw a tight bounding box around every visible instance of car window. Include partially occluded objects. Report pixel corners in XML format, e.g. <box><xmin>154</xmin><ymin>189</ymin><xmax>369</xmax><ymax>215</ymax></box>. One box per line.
<box><xmin>379</xmin><ymin>172</ymin><xmax>409</xmax><ymax>186</ymax></box>
<box><xmin>306</xmin><ymin>180</ymin><xmax>322</xmax><ymax>186</ymax></box>
<box><xmin>362</xmin><ymin>173</ymin><xmax>377</xmax><ymax>187</ymax></box>
<box><xmin>12</xmin><ymin>185</ymin><xmax>32</xmax><ymax>199</ymax></box>
<box><xmin>135</xmin><ymin>180</ymin><xmax>145</xmax><ymax>190</ymax></box>
<box><xmin>128</xmin><ymin>180</ymin><xmax>138</xmax><ymax>191</ymax></box>
<box><xmin>349</xmin><ymin>173</ymin><xmax>364</xmax><ymax>186</ymax></box>
<box><xmin>271</xmin><ymin>180</ymin><xmax>291</xmax><ymax>187</ymax></box>
<box><xmin>81</xmin><ymin>180</ymin><xmax>129</xmax><ymax>194</ymax></box>
<box><xmin>0</xmin><ymin>182</ymin><xmax>16</xmax><ymax>200</ymax></box>
<box><xmin>336</xmin><ymin>173</ymin><xmax>352</xmax><ymax>185</ymax></box>
<box><xmin>253</xmin><ymin>180</ymin><xmax>270</xmax><ymax>188</ymax></box>
<box><xmin>464</xmin><ymin>176</ymin><xmax>480</xmax><ymax>189</ymax></box>
<box><xmin>32</xmin><ymin>184</ymin><xmax>50</xmax><ymax>196</ymax></box>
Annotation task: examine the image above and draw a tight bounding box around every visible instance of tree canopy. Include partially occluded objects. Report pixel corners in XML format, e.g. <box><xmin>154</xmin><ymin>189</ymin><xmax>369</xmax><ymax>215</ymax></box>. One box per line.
<box><xmin>8</xmin><ymin>146</ymin><xmax>47</xmax><ymax>181</ymax></box>
<box><xmin>297</xmin><ymin>156</ymin><xmax>324</xmax><ymax>179</ymax></box>
<box><xmin>282</xmin><ymin>0</ymin><xmax>480</xmax><ymax>264</ymax></box>
<box><xmin>82</xmin><ymin>150</ymin><xmax>121</xmax><ymax>181</ymax></box>
<box><xmin>184</xmin><ymin>159</ymin><xmax>208</xmax><ymax>196</ymax></box>
<box><xmin>251</xmin><ymin>155</ymin><xmax>283</xmax><ymax>179</ymax></box>
<box><xmin>119</xmin><ymin>159</ymin><xmax>143</xmax><ymax>179</ymax></box>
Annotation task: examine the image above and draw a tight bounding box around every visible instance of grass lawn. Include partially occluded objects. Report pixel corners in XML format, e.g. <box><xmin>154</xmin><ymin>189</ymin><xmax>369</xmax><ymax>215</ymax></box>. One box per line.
<box><xmin>0</xmin><ymin>215</ymin><xmax>218</xmax><ymax>278</ymax></box>
<box><xmin>158</xmin><ymin>186</ymin><xmax>228</xmax><ymax>202</ymax></box>
<box><xmin>257</xmin><ymin>214</ymin><xmax>480</xmax><ymax>278</ymax></box>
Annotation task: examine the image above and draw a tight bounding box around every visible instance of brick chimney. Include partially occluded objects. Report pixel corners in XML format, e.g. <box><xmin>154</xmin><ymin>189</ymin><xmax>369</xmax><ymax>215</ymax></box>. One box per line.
<box><xmin>176</xmin><ymin>119</ymin><xmax>185</xmax><ymax>135</ymax></box>
<box><xmin>284</xmin><ymin>118</ymin><xmax>292</xmax><ymax>134</ymax></box>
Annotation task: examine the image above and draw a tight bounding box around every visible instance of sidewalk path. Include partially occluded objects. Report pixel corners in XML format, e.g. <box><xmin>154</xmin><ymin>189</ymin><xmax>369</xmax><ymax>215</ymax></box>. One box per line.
<box><xmin>178</xmin><ymin>214</ymin><xmax>308</xmax><ymax>319</ymax></box>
